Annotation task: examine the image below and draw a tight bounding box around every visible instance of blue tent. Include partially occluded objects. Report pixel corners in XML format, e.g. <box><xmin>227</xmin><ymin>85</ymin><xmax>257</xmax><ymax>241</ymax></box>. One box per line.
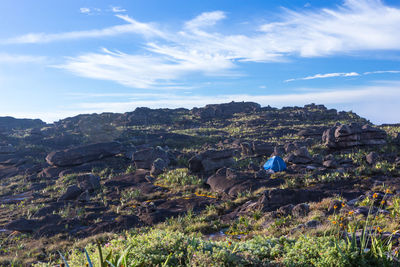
<box><xmin>263</xmin><ymin>156</ymin><xmax>286</xmax><ymax>172</ymax></box>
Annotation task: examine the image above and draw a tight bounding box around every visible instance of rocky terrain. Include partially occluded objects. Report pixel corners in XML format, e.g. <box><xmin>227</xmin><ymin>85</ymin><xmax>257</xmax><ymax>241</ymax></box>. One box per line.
<box><xmin>0</xmin><ymin>101</ymin><xmax>399</xmax><ymax>266</ymax></box>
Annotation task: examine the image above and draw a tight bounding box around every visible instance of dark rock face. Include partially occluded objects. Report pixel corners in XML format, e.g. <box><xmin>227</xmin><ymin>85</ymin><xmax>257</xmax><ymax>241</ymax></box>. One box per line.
<box><xmin>255</xmin><ymin>188</ymin><xmax>327</xmax><ymax>212</ymax></box>
<box><xmin>189</xmin><ymin>149</ymin><xmax>238</xmax><ymax>173</ymax></box>
<box><xmin>297</xmin><ymin>127</ymin><xmax>328</xmax><ymax>138</ymax></box>
<box><xmin>5</xmin><ymin>214</ymin><xmax>62</xmax><ymax>233</ymax></box>
<box><xmin>322</xmin><ymin>124</ymin><xmax>387</xmax><ymax>149</ymax></box>
<box><xmin>285</xmin><ymin>147</ymin><xmax>313</xmax><ymax>164</ymax></box>
<box><xmin>133</xmin><ymin>147</ymin><xmax>169</xmax><ymax>169</ymax></box>
<box><xmin>46</xmin><ymin>142</ymin><xmax>123</xmax><ymax>167</ymax></box>
<box><xmin>0</xmin><ymin>116</ymin><xmax>46</xmax><ymax>132</ymax></box>
<box><xmin>192</xmin><ymin>101</ymin><xmax>261</xmax><ymax>120</ymax></box>
<box><xmin>241</xmin><ymin>141</ymin><xmax>274</xmax><ymax>157</ymax></box>
<box><xmin>206</xmin><ymin>167</ymin><xmax>284</xmax><ymax>196</ymax></box>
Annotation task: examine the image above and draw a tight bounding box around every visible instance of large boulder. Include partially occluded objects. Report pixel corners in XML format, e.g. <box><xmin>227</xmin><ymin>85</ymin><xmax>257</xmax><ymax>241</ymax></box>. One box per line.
<box><xmin>255</xmin><ymin>188</ymin><xmax>327</xmax><ymax>212</ymax></box>
<box><xmin>76</xmin><ymin>173</ymin><xmax>101</xmax><ymax>192</ymax></box>
<box><xmin>133</xmin><ymin>146</ymin><xmax>169</xmax><ymax>169</ymax></box>
<box><xmin>240</xmin><ymin>141</ymin><xmax>274</xmax><ymax>157</ymax></box>
<box><xmin>206</xmin><ymin>167</ymin><xmax>284</xmax><ymax>196</ymax></box>
<box><xmin>188</xmin><ymin>149</ymin><xmax>238</xmax><ymax>173</ymax></box>
<box><xmin>46</xmin><ymin>141</ymin><xmax>123</xmax><ymax>167</ymax></box>
<box><xmin>285</xmin><ymin>147</ymin><xmax>312</xmax><ymax>164</ymax></box>
<box><xmin>150</xmin><ymin>158</ymin><xmax>168</xmax><ymax>176</ymax></box>
<box><xmin>322</xmin><ymin>123</ymin><xmax>386</xmax><ymax>149</ymax></box>
<box><xmin>58</xmin><ymin>185</ymin><xmax>82</xmax><ymax>201</ymax></box>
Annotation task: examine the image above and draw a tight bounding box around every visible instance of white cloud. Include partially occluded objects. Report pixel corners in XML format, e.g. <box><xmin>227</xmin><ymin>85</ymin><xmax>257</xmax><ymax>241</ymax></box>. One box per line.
<box><xmin>80</xmin><ymin>7</ymin><xmax>91</xmax><ymax>14</ymax></box>
<box><xmin>111</xmin><ymin>6</ymin><xmax>127</xmax><ymax>13</ymax></box>
<box><xmin>57</xmin><ymin>47</ymin><xmax>236</xmax><ymax>89</ymax></box>
<box><xmin>57</xmin><ymin>1</ymin><xmax>400</xmax><ymax>89</ymax></box>
<box><xmin>1</xmin><ymin>15</ymin><xmax>163</xmax><ymax>44</ymax></box>
<box><xmin>286</xmin><ymin>69</ymin><xmax>400</xmax><ymax>82</ymax></box>
<box><xmin>285</xmin><ymin>72</ymin><xmax>360</xmax><ymax>82</ymax></box>
<box><xmin>0</xmin><ymin>54</ymin><xmax>47</xmax><ymax>64</ymax></box>
<box><xmin>364</xmin><ymin>70</ymin><xmax>400</xmax><ymax>75</ymax></box>
<box><xmin>184</xmin><ymin>11</ymin><xmax>226</xmax><ymax>30</ymax></box>
<box><xmin>6</xmin><ymin>1</ymin><xmax>400</xmax><ymax>89</ymax></box>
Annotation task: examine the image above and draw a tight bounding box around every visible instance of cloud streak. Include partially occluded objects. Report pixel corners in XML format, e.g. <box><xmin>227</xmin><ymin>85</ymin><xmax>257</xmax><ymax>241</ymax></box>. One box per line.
<box><xmin>286</xmin><ymin>69</ymin><xmax>400</xmax><ymax>82</ymax></box>
<box><xmin>0</xmin><ymin>54</ymin><xmax>47</xmax><ymax>64</ymax></box>
<box><xmin>1</xmin><ymin>15</ymin><xmax>163</xmax><ymax>44</ymax></box>
<box><xmin>285</xmin><ymin>72</ymin><xmax>360</xmax><ymax>82</ymax></box>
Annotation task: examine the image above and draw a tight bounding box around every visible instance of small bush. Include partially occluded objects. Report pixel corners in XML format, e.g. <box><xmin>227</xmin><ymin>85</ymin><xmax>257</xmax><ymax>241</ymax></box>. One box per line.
<box><xmin>157</xmin><ymin>168</ymin><xmax>202</xmax><ymax>187</ymax></box>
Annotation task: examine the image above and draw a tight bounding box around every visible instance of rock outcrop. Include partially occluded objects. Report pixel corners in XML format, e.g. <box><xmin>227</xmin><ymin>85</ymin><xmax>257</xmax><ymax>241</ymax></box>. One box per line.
<box><xmin>241</xmin><ymin>141</ymin><xmax>274</xmax><ymax>156</ymax></box>
<box><xmin>189</xmin><ymin>149</ymin><xmax>238</xmax><ymax>173</ymax></box>
<box><xmin>46</xmin><ymin>142</ymin><xmax>123</xmax><ymax>167</ymax></box>
<box><xmin>192</xmin><ymin>101</ymin><xmax>261</xmax><ymax>120</ymax></box>
<box><xmin>285</xmin><ymin>147</ymin><xmax>313</xmax><ymax>164</ymax></box>
<box><xmin>322</xmin><ymin>123</ymin><xmax>387</xmax><ymax>149</ymax></box>
<box><xmin>133</xmin><ymin>146</ymin><xmax>169</xmax><ymax>169</ymax></box>
<box><xmin>206</xmin><ymin>167</ymin><xmax>284</xmax><ymax>196</ymax></box>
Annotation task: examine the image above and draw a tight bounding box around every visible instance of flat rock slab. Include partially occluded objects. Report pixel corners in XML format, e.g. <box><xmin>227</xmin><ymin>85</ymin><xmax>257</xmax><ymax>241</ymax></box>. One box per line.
<box><xmin>46</xmin><ymin>141</ymin><xmax>123</xmax><ymax>167</ymax></box>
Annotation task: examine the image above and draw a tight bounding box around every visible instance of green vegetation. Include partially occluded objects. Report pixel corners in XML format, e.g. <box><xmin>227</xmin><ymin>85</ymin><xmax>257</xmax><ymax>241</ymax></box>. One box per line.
<box><xmin>157</xmin><ymin>168</ymin><xmax>203</xmax><ymax>187</ymax></box>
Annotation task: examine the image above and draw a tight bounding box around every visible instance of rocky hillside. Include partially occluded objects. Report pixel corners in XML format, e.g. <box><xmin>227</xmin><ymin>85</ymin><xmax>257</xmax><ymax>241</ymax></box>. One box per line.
<box><xmin>0</xmin><ymin>101</ymin><xmax>399</xmax><ymax>266</ymax></box>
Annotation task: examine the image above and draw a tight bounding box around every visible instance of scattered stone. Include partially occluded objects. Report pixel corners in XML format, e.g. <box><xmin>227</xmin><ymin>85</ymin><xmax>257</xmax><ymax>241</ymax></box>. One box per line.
<box><xmin>277</xmin><ymin>204</ymin><xmax>294</xmax><ymax>217</ymax></box>
<box><xmin>150</xmin><ymin>158</ymin><xmax>168</xmax><ymax>176</ymax></box>
<box><xmin>133</xmin><ymin>146</ymin><xmax>169</xmax><ymax>169</ymax></box>
<box><xmin>77</xmin><ymin>173</ymin><xmax>101</xmax><ymax>192</ymax></box>
<box><xmin>292</xmin><ymin>203</ymin><xmax>310</xmax><ymax>217</ymax></box>
<box><xmin>58</xmin><ymin>185</ymin><xmax>82</xmax><ymax>201</ymax></box>
<box><xmin>366</xmin><ymin>152</ymin><xmax>379</xmax><ymax>165</ymax></box>
<box><xmin>305</xmin><ymin>220</ymin><xmax>320</xmax><ymax>228</ymax></box>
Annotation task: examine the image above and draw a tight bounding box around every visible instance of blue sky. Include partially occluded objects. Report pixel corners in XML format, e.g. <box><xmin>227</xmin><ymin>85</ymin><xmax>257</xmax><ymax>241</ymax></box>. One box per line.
<box><xmin>1</xmin><ymin>0</ymin><xmax>400</xmax><ymax>124</ymax></box>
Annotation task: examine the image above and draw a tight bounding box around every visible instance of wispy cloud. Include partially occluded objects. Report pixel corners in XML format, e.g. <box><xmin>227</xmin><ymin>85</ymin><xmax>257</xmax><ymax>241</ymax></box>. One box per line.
<box><xmin>364</xmin><ymin>70</ymin><xmax>400</xmax><ymax>75</ymax></box>
<box><xmin>111</xmin><ymin>6</ymin><xmax>127</xmax><ymax>13</ymax></box>
<box><xmin>57</xmin><ymin>0</ymin><xmax>400</xmax><ymax>89</ymax></box>
<box><xmin>1</xmin><ymin>15</ymin><xmax>162</xmax><ymax>44</ymax></box>
<box><xmin>285</xmin><ymin>72</ymin><xmax>360</xmax><ymax>82</ymax></box>
<box><xmin>0</xmin><ymin>53</ymin><xmax>47</xmax><ymax>64</ymax></box>
<box><xmin>57</xmin><ymin>47</ymin><xmax>236</xmax><ymax>89</ymax></box>
<box><xmin>80</xmin><ymin>7</ymin><xmax>91</xmax><ymax>14</ymax></box>
<box><xmin>286</xmin><ymin>69</ymin><xmax>400</xmax><ymax>82</ymax></box>
<box><xmin>184</xmin><ymin>11</ymin><xmax>226</xmax><ymax>30</ymax></box>
<box><xmin>6</xmin><ymin>0</ymin><xmax>400</xmax><ymax>89</ymax></box>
